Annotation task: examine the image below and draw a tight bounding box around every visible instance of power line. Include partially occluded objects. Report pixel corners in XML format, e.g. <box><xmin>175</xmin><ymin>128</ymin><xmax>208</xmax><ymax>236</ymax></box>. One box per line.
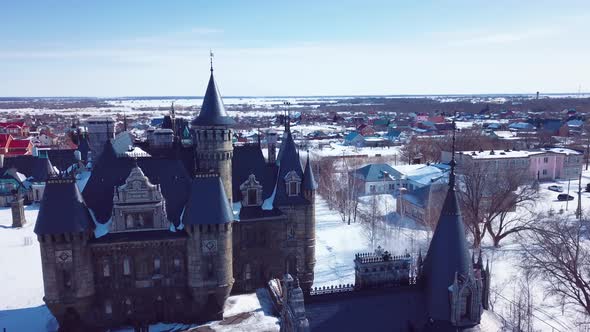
<box><xmin>491</xmin><ymin>288</ymin><xmax>573</xmax><ymax>332</ymax></box>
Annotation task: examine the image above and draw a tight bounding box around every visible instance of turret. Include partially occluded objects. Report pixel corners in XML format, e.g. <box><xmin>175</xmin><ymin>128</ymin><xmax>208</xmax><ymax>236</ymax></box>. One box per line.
<box><xmin>182</xmin><ymin>174</ymin><xmax>234</xmax><ymax>321</ymax></box>
<box><xmin>421</xmin><ymin>119</ymin><xmax>483</xmax><ymax>329</ymax></box>
<box><xmin>30</xmin><ymin>150</ymin><xmax>56</xmax><ymax>202</ymax></box>
<box><xmin>192</xmin><ymin>64</ymin><xmax>235</xmax><ymax>205</ymax></box>
<box><xmin>271</xmin><ymin>127</ymin><xmax>316</xmax><ymax>294</ymax></box>
<box><xmin>34</xmin><ymin>175</ymin><xmax>96</xmax><ymax>330</ymax></box>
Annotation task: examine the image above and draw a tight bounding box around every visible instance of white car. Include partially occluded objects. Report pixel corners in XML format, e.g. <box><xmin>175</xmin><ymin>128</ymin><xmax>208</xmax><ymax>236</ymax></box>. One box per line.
<box><xmin>548</xmin><ymin>185</ymin><xmax>564</xmax><ymax>192</ymax></box>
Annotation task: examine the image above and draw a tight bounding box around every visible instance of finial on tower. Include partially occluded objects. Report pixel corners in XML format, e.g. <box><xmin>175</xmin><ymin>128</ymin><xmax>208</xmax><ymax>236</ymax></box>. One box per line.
<box><xmin>449</xmin><ymin>112</ymin><xmax>457</xmax><ymax>189</ymax></box>
<box><xmin>210</xmin><ymin>49</ymin><xmax>214</xmax><ymax>72</ymax></box>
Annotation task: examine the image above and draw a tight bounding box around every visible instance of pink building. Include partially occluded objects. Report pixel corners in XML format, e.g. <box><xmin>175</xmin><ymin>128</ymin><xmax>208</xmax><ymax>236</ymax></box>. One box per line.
<box><xmin>444</xmin><ymin>147</ymin><xmax>583</xmax><ymax>181</ymax></box>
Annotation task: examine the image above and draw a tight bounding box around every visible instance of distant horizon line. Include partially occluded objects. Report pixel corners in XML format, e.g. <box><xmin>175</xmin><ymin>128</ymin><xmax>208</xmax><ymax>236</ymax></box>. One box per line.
<box><xmin>1</xmin><ymin>92</ymin><xmax>589</xmax><ymax>100</ymax></box>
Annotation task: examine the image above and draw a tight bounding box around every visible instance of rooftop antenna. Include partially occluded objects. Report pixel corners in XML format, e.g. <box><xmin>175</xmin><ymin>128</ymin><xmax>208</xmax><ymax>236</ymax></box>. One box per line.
<box><xmin>209</xmin><ymin>49</ymin><xmax>214</xmax><ymax>72</ymax></box>
<box><xmin>449</xmin><ymin>112</ymin><xmax>457</xmax><ymax>189</ymax></box>
<box><xmin>123</xmin><ymin>111</ymin><xmax>128</xmax><ymax>132</ymax></box>
<box><xmin>284</xmin><ymin>101</ymin><xmax>291</xmax><ymax>132</ymax></box>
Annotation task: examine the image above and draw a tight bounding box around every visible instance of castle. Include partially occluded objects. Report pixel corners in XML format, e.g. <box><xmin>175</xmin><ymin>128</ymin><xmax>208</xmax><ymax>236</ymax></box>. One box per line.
<box><xmin>33</xmin><ymin>64</ymin><xmax>490</xmax><ymax>332</ymax></box>
<box><xmin>34</xmin><ymin>66</ymin><xmax>316</xmax><ymax>331</ymax></box>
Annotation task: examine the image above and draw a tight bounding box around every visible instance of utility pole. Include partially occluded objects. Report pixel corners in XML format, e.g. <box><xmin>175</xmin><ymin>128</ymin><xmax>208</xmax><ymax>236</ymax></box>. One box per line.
<box><xmin>566</xmin><ymin>178</ymin><xmax>571</xmax><ymax>211</ymax></box>
<box><xmin>576</xmin><ymin>172</ymin><xmax>582</xmax><ymax>220</ymax></box>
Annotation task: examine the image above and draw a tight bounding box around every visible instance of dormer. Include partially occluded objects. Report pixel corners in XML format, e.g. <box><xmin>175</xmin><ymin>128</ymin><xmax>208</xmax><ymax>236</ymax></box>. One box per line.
<box><xmin>111</xmin><ymin>165</ymin><xmax>168</xmax><ymax>232</ymax></box>
<box><xmin>284</xmin><ymin>171</ymin><xmax>301</xmax><ymax>197</ymax></box>
<box><xmin>240</xmin><ymin>174</ymin><xmax>263</xmax><ymax>207</ymax></box>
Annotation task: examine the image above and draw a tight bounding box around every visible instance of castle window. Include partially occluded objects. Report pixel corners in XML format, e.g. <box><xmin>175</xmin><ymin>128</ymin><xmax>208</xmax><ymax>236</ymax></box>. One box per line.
<box><xmin>248</xmin><ymin>189</ymin><xmax>257</xmax><ymax>206</ymax></box>
<box><xmin>240</xmin><ymin>174</ymin><xmax>262</xmax><ymax>207</ymax></box>
<box><xmin>124</xmin><ymin>298</ymin><xmax>132</xmax><ymax>315</ymax></box>
<box><xmin>284</xmin><ymin>171</ymin><xmax>301</xmax><ymax>197</ymax></box>
<box><xmin>460</xmin><ymin>289</ymin><xmax>472</xmax><ymax>319</ymax></box>
<box><xmin>103</xmin><ymin>261</ymin><xmax>110</xmax><ymax>277</ymax></box>
<box><xmin>289</xmin><ymin>181</ymin><xmax>299</xmax><ymax>196</ymax></box>
<box><xmin>207</xmin><ymin>260</ymin><xmax>215</xmax><ymax>279</ymax></box>
<box><xmin>123</xmin><ymin>258</ymin><xmax>131</xmax><ymax>276</ymax></box>
<box><xmin>245</xmin><ymin>264</ymin><xmax>252</xmax><ymax>280</ymax></box>
<box><xmin>174</xmin><ymin>258</ymin><xmax>182</xmax><ymax>272</ymax></box>
<box><xmin>154</xmin><ymin>257</ymin><xmax>161</xmax><ymax>274</ymax></box>
<box><xmin>62</xmin><ymin>270</ymin><xmax>72</xmax><ymax>289</ymax></box>
<box><xmin>105</xmin><ymin>300</ymin><xmax>112</xmax><ymax>315</ymax></box>
<box><xmin>126</xmin><ymin>215</ymin><xmax>134</xmax><ymax>229</ymax></box>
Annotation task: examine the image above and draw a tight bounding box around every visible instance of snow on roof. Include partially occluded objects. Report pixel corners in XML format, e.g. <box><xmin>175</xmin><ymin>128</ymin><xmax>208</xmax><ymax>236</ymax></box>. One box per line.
<box><xmin>492</xmin><ymin>131</ymin><xmax>518</xmax><ymax>139</ymax></box>
<box><xmin>459</xmin><ymin>147</ymin><xmax>582</xmax><ymax>160</ymax></box>
<box><xmin>459</xmin><ymin>149</ymin><xmax>544</xmax><ymax>159</ymax></box>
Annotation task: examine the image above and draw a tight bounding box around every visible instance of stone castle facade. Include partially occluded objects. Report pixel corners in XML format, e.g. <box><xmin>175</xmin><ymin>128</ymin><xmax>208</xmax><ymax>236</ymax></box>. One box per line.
<box><xmin>34</xmin><ymin>67</ymin><xmax>316</xmax><ymax>331</ymax></box>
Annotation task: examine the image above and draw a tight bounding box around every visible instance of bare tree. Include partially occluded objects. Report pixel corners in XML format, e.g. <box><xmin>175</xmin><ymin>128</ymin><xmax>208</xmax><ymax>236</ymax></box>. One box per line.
<box><xmin>457</xmin><ymin>161</ymin><xmax>538</xmax><ymax>248</ymax></box>
<box><xmin>520</xmin><ymin>216</ymin><xmax>590</xmax><ymax>317</ymax></box>
<box><xmin>504</xmin><ymin>270</ymin><xmax>535</xmax><ymax>332</ymax></box>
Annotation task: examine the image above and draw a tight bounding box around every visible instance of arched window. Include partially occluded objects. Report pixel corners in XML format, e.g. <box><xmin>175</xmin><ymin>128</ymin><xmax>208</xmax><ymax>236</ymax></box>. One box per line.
<box><xmin>460</xmin><ymin>288</ymin><xmax>472</xmax><ymax>319</ymax></box>
<box><xmin>62</xmin><ymin>270</ymin><xmax>72</xmax><ymax>289</ymax></box>
<box><xmin>244</xmin><ymin>264</ymin><xmax>252</xmax><ymax>280</ymax></box>
<box><xmin>104</xmin><ymin>300</ymin><xmax>112</xmax><ymax>315</ymax></box>
<box><xmin>126</xmin><ymin>215</ymin><xmax>134</xmax><ymax>229</ymax></box>
<box><xmin>240</xmin><ymin>174</ymin><xmax>262</xmax><ymax>206</ymax></box>
<box><xmin>123</xmin><ymin>258</ymin><xmax>131</xmax><ymax>275</ymax></box>
<box><xmin>286</xmin><ymin>256</ymin><xmax>297</xmax><ymax>276</ymax></box>
<box><xmin>284</xmin><ymin>171</ymin><xmax>301</xmax><ymax>197</ymax></box>
<box><xmin>173</xmin><ymin>257</ymin><xmax>182</xmax><ymax>272</ymax></box>
<box><xmin>103</xmin><ymin>261</ymin><xmax>110</xmax><ymax>277</ymax></box>
<box><xmin>124</xmin><ymin>298</ymin><xmax>132</xmax><ymax>315</ymax></box>
<box><xmin>154</xmin><ymin>257</ymin><xmax>161</xmax><ymax>274</ymax></box>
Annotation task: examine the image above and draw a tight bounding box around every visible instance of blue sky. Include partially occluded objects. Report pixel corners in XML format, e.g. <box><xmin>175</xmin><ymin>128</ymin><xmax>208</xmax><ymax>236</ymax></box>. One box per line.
<box><xmin>1</xmin><ymin>1</ymin><xmax>589</xmax><ymax>96</ymax></box>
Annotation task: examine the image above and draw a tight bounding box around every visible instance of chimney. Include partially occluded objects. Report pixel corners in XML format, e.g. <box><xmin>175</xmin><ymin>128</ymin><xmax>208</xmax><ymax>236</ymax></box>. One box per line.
<box><xmin>11</xmin><ymin>193</ymin><xmax>26</xmax><ymax>228</ymax></box>
<box><xmin>267</xmin><ymin>130</ymin><xmax>278</xmax><ymax>164</ymax></box>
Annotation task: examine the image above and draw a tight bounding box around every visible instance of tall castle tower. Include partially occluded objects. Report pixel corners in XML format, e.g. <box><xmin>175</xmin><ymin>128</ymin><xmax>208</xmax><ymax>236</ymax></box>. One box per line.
<box><xmin>273</xmin><ymin>125</ymin><xmax>317</xmax><ymax>294</ymax></box>
<box><xmin>34</xmin><ymin>176</ymin><xmax>96</xmax><ymax>331</ymax></box>
<box><xmin>191</xmin><ymin>63</ymin><xmax>235</xmax><ymax>205</ymax></box>
<box><xmin>183</xmin><ymin>174</ymin><xmax>234</xmax><ymax>321</ymax></box>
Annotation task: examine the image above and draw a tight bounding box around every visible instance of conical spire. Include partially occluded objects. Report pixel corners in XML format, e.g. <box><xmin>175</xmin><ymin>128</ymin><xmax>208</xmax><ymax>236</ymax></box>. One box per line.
<box><xmin>422</xmin><ymin>113</ymin><xmax>473</xmax><ymax>322</ymax></box>
<box><xmin>191</xmin><ymin>65</ymin><xmax>235</xmax><ymax>127</ymax></box>
<box><xmin>448</xmin><ymin>115</ymin><xmax>457</xmax><ymax>189</ymax></box>
<box><xmin>34</xmin><ymin>175</ymin><xmax>93</xmax><ymax>235</ymax></box>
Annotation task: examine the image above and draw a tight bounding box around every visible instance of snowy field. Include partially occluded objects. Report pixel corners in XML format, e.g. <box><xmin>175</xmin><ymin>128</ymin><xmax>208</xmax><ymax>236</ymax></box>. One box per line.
<box><xmin>310</xmin><ymin>142</ymin><xmax>402</xmax><ymax>158</ymax></box>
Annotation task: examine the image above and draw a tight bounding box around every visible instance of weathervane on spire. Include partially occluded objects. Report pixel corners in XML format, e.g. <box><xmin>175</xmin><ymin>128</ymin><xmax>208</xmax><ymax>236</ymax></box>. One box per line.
<box><xmin>449</xmin><ymin>111</ymin><xmax>457</xmax><ymax>189</ymax></box>
<box><xmin>210</xmin><ymin>49</ymin><xmax>214</xmax><ymax>72</ymax></box>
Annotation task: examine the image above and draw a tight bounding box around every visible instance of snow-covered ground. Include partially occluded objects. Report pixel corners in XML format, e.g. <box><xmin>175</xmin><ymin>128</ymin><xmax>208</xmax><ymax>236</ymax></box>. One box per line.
<box><xmin>310</xmin><ymin>142</ymin><xmax>402</xmax><ymax>158</ymax></box>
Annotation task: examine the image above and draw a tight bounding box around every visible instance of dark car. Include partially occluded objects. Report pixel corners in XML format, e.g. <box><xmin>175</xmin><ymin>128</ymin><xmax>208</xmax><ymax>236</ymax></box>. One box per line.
<box><xmin>557</xmin><ymin>194</ymin><xmax>574</xmax><ymax>201</ymax></box>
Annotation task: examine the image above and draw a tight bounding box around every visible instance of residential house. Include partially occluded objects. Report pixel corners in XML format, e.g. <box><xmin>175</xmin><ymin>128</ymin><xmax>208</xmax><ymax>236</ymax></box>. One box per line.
<box><xmin>390</xmin><ymin>164</ymin><xmax>449</xmax><ymax>193</ymax></box>
<box><xmin>351</xmin><ymin>163</ymin><xmax>396</xmax><ymax>195</ymax></box>
<box><xmin>344</xmin><ymin>132</ymin><xmax>365</xmax><ymax>146</ymax></box>
<box><xmin>0</xmin><ymin>121</ymin><xmax>29</xmax><ymax>137</ymax></box>
<box><xmin>357</xmin><ymin>124</ymin><xmax>376</xmax><ymax>136</ymax></box>
<box><xmin>396</xmin><ymin>182</ymin><xmax>447</xmax><ymax>226</ymax></box>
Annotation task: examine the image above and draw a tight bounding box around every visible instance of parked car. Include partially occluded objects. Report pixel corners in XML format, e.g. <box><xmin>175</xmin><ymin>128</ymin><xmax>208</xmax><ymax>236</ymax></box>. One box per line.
<box><xmin>548</xmin><ymin>185</ymin><xmax>564</xmax><ymax>192</ymax></box>
<box><xmin>557</xmin><ymin>194</ymin><xmax>574</xmax><ymax>201</ymax></box>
